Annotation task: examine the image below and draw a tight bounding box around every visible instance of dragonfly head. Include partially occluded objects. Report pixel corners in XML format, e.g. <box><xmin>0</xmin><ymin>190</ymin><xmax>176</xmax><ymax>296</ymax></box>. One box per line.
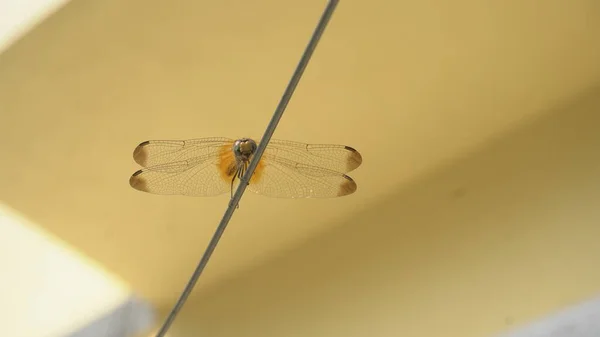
<box><xmin>233</xmin><ymin>138</ymin><xmax>258</xmax><ymax>161</ymax></box>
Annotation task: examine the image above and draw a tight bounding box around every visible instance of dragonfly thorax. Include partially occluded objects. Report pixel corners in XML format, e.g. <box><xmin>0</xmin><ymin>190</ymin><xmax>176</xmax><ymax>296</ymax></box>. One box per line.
<box><xmin>232</xmin><ymin>138</ymin><xmax>258</xmax><ymax>162</ymax></box>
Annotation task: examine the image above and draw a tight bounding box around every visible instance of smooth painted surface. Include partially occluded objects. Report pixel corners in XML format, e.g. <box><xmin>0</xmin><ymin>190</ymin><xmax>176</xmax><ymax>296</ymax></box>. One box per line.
<box><xmin>0</xmin><ymin>205</ymin><xmax>134</xmax><ymax>337</ymax></box>
<box><xmin>168</xmin><ymin>87</ymin><xmax>600</xmax><ymax>336</ymax></box>
<box><xmin>497</xmin><ymin>296</ymin><xmax>600</xmax><ymax>337</ymax></box>
<box><xmin>66</xmin><ymin>296</ymin><xmax>155</xmax><ymax>337</ymax></box>
<box><xmin>0</xmin><ymin>0</ymin><xmax>70</xmax><ymax>53</ymax></box>
<box><xmin>1</xmin><ymin>0</ymin><xmax>600</xmax><ymax>309</ymax></box>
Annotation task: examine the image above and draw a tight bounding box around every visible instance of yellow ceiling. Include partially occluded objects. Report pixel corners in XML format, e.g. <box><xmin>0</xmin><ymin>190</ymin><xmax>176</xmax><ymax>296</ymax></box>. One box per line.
<box><xmin>1</xmin><ymin>0</ymin><xmax>599</xmax><ymax>307</ymax></box>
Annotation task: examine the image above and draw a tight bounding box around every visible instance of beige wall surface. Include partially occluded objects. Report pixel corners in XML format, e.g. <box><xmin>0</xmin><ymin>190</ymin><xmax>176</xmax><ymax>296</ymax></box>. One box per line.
<box><xmin>166</xmin><ymin>86</ymin><xmax>600</xmax><ymax>337</ymax></box>
<box><xmin>3</xmin><ymin>1</ymin><xmax>600</xmax><ymax>334</ymax></box>
<box><xmin>2</xmin><ymin>0</ymin><xmax>600</xmax><ymax>307</ymax></box>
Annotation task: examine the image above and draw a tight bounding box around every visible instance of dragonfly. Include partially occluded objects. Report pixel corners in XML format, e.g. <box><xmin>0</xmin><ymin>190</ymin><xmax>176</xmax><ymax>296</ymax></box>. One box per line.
<box><xmin>129</xmin><ymin>137</ymin><xmax>362</xmax><ymax>199</ymax></box>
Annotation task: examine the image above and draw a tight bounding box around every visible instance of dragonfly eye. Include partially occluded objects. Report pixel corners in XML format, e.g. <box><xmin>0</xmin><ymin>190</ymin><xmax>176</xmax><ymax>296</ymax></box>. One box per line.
<box><xmin>232</xmin><ymin>143</ymin><xmax>241</xmax><ymax>155</ymax></box>
<box><xmin>234</xmin><ymin>139</ymin><xmax>257</xmax><ymax>157</ymax></box>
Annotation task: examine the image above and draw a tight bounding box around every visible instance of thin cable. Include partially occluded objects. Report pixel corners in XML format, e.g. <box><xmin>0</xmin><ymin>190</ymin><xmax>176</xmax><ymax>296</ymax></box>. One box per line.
<box><xmin>153</xmin><ymin>1</ymin><xmax>339</xmax><ymax>336</ymax></box>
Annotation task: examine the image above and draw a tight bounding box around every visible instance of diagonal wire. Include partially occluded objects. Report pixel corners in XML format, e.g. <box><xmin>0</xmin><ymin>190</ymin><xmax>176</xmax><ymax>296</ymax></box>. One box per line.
<box><xmin>153</xmin><ymin>1</ymin><xmax>340</xmax><ymax>336</ymax></box>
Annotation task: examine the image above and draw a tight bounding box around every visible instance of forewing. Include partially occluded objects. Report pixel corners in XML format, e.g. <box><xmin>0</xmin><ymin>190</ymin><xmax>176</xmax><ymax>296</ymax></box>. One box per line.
<box><xmin>132</xmin><ymin>137</ymin><xmax>234</xmax><ymax>167</ymax></box>
<box><xmin>262</xmin><ymin>139</ymin><xmax>362</xmax><ymax>174</ymax></box>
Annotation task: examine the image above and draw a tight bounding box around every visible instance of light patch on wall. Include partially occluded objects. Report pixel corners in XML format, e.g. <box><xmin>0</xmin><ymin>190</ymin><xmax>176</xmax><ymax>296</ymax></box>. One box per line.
<box><xmin>0</xmin><ymin>203</ymin><xmax>133</xmax><ymax>337</ymax></box>
<box><xmin>0</xmin><ymin>0</ymin><xmax>70</xmax><ymax>53</ymax></box>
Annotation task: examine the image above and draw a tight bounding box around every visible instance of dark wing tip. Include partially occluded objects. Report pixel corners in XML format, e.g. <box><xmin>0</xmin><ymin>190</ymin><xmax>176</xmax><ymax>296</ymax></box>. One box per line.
<box><xmin>129</xmin><ymin>170</ymin><xmax>149</xmax><ymax>192</ymax></box>
<box><xmin>338</xmin><ymin>174</ymin><xmax>358</xmax><ymax>196</ymax></box>
<box><xmin>133</xmin><ymin>141</ymin><xmax>151</xmax><ymax>167</ymax></box>
<box><xmin>344</xmin><ymin>146</ymin><xmax>363</xmax><ymax>171</ymax></box>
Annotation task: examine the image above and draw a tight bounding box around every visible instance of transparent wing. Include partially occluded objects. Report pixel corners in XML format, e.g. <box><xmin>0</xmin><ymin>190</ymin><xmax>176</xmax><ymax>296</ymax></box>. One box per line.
<box><xmin>129</xmin><ymin>137</ymin><xmax>362</xmax><ymax>198</ymax></box>
<box><xmin>247</xmin><ymin>156</ymin><xmax>357</xmax><ymax>198</ymax></box>
<box><xmin>129</xmin><ymin>155</ymin><xmax>232</xmax><ymax>197</ymax></box>
<box><xmin>261</xmin><ymin>139</ymin><xmax>362</xmax><ymax>174</ymax></box>
<box><xmin>132</xmin><ymin>137</ymin><xmax>234</xmax><ymax>167</ymax></box>
<box><xmin>129</xmin><ymin>137</ymin><xmax>236</xmax><ymax>197</ymax></box>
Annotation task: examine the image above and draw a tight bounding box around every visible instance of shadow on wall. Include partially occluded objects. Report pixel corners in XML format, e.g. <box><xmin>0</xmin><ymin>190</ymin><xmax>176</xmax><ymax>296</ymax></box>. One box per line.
<box><xmin>66</xmin><ymin>296</ymin><xmax>155</xmax><ymax>337</ymax></box>
<box><xmin>169</xmin><ymin>84</ymin><xmax>600</xmax><ymax>337</ymax></box>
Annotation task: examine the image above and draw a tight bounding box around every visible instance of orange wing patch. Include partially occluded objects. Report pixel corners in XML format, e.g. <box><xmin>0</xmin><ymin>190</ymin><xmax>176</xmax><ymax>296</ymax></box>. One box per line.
<box><xmin>217</xmin><ymin>142</ymin><xmax>236</xmax><ymax>182</ymax></box>
<box><xmin>217</xmin><ymin>142</ymin><xmax>266</xmax><ymax>184</ymax></box>
<box><xmin>250</xmin><ymin>157</ymin><xmax>265</xmax><ymax>184</ymax></box>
